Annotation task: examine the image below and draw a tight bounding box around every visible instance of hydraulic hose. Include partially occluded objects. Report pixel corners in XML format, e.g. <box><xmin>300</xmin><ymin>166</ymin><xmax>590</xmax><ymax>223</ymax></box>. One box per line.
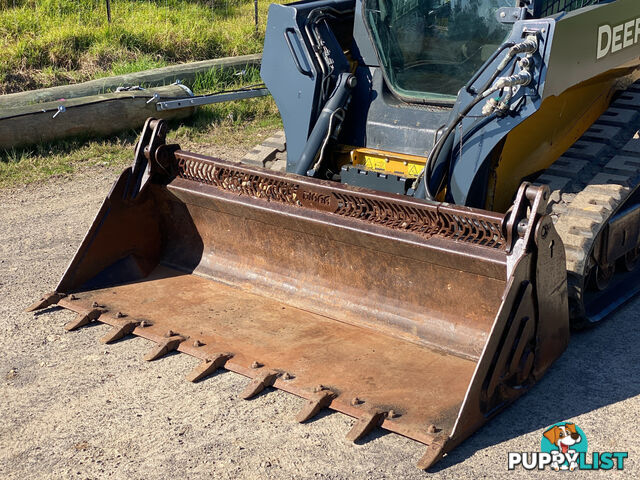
<box><xmin>415</xmin><ymin>36</ymin><xmax>538</xmax><ymax>200</ymax></box>
<box><xmin>413</xmin><ymin>93</ymin><xmax>490</xmax><ymax>199</ymax></box>
<box><xmin>464</xmin><ymin>42</ymin><xmax>515</xmax><ymax>94</ymax></box>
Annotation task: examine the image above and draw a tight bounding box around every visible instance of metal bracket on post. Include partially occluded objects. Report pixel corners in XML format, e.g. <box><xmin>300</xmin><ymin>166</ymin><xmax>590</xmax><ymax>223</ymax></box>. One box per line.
<box><xmin>52</xmin><ymin>105</ymin><xmax>66</xmax><ymax>119</ymax></box>
<box><xmin>155</xmin><ymin>88</ymin><xmax>270</xmax><ymax>111</ymax></box>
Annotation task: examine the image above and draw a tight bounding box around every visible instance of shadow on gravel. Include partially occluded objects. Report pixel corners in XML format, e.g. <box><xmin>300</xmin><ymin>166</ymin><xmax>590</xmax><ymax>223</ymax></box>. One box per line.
<box><xmin>430</xmin><ymin>296</ymin><xmax>640</xmax><ymax>472</ymax></box>
<box><xmin>354</xmin><ymin>427</ymin><xmax>392</xmax><ymax>445</ymax></box>
<box><xmin>32</xmin><ymin>306</ymin><xmax>63</xmax><ymax>316</ymax></box>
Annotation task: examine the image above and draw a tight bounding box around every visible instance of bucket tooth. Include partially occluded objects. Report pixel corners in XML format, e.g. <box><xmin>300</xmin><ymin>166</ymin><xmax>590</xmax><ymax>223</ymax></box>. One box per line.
<box><xmin>240</xmin><ymin>370</ymin><xmax>279</xmax><ymax>399</ymax></box>
<box><xmin>416</xmin><ymin>439</ymin><xmax>447</xmax><ymax>470</ymax></box>
<box><xmin>295</xmin><ymin>390</ymin><xmax>336</xmax><ymax>423</ymax></box>
<box><xmin>185</xmin><ymin>353</ymin><xmax>232</xmax><ymax>382</ymax></box>
<box><xmin>345</xmin><ymin>409</ymin><xmax>388</xmax><ymax>442</ymax></box>
<box><xmin>64</xmin><ymin>308</ymin><xmax>104</xmax><ymax>331</ymax></box>
<box><xmin>143</xmin><ymin>335</ymin><xmax>184</xmax><ymax>361</ymax></box>
<box><xmin>100</xmin><ymin>320</ymin><xmax>139</xmax><ymax>344</ymax></box>
<box><xmin>26</xmin><ymin>292</ymin><xmax>66</xmax><ymax>312</ymax></box>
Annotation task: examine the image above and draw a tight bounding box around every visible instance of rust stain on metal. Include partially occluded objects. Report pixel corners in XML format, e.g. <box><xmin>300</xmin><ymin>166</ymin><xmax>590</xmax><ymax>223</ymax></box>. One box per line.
<box><xmin>54</xmin><ymin>277</ymin><xmax>478</xmax><ymax>442</ymax></box>
<box><xmin>176</xmin><ymin>152</ymin><xmax>507</xmax><ymax>250</ymax></box>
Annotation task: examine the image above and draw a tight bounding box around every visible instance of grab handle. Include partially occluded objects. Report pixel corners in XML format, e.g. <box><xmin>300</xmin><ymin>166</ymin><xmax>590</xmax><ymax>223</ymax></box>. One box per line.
<box><xmin>284</xmin><ymin>28</ymin><xmax>313</xmax><ymax>78</ymax></box>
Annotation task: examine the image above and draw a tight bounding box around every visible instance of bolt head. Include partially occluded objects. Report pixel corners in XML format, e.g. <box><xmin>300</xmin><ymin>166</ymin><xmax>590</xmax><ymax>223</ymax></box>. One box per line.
<box><xmin>351</xmin><ymin>397</ymin><xmax>362</xmax><ymax>406</ymax></box>
<box><xmin>517</xmin><ymin>220</ymin><xmax>528</xmax><ymax>237</ymax></box>
<box><xmin>427</xmin><ymin>424</ymin><xmax>437</xmax><ymax>433</ymax></box>
<box><xmin>314</xmin><ymin>384</ymin><xmax>325</xmax><ymax>393</ymax></box>
<box><xmin>251</xmin><ymin>361</ymin><xmax>262</xmax><ymax>369</ymax></box>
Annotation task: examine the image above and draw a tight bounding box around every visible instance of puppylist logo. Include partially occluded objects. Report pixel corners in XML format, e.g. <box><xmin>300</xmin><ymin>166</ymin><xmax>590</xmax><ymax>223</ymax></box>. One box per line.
<box><xmin>508</xmin><ymin>422</ymin><xmax>628</xmax><ymax>471</ymax></box>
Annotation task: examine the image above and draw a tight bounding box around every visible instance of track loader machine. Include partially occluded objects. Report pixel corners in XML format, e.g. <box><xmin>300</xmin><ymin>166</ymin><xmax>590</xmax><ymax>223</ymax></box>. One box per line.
<box><xmin>29</xmin><ymin>0</ymin><xmax>640</xmax><ymax>469</ymax></box>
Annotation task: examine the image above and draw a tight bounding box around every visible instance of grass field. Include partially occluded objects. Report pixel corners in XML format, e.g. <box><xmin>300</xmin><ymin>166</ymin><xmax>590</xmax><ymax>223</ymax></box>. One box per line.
<box><xmin>0</xmin><ymin>0</ymin><xmax>279</xmax><ymax>93</ymax></box>
<box><xmin>0</xmin><ymin>0</ymin><xmax>284</xmax><ymax>187</ymax></box>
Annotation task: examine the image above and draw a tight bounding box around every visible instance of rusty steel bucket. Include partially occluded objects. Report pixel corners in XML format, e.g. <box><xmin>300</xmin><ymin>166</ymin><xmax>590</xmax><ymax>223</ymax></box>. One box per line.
<box><xmin>28</xmin><ymin>119</ymin><xmax>570</xmax><ymax>469</ymax></box>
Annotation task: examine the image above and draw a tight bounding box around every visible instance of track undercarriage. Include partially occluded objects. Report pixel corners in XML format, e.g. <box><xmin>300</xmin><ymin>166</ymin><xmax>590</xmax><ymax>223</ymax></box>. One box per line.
<box><xmin>535</xmin><ymin>81</ymin><xmax>640</xmax><ymax>326</ymax></box>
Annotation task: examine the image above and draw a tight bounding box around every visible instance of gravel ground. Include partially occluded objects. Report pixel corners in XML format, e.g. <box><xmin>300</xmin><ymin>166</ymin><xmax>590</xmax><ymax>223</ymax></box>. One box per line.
<box><xmin>1</xmin><ymin>163</ymin><xmax>638</xmax><ymax>479</ymax></box>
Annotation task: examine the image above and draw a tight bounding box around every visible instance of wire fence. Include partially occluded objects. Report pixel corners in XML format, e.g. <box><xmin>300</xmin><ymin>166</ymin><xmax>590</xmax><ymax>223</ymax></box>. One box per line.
<box><xmin>0</xmin><ymin>0</ymin><xmax>265</xmax><ymax>29</ymax></box>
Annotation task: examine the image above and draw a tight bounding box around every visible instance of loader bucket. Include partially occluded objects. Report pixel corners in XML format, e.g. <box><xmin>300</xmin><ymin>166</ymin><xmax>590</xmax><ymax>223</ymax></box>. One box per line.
<box><xmin>29</xmin><ymin>119</ymin><xmax>569</xmax><ymax>469</ymax></box>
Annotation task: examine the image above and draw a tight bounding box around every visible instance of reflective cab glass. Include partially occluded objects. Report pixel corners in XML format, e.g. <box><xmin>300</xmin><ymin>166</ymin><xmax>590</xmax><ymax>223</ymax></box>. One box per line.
<box><xmin>364</xmin><ymin>0</ymin><xmax>513</xmax><ymax>102</ymax></box>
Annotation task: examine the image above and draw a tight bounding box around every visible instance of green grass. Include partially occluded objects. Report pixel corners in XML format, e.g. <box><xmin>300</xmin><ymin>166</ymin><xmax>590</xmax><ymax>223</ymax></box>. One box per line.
<box><xmin>0</xmin><ymin>0</ymin><xmax>282</xmax><ymax>93</ymax></box>
<box><xmin>191</xmin><ymin>63</ymin><xmax>263</xmax><ymax>93</ymax></box>
<box><xmin>103</xmin><ymin>55</ymin><xmax>169</xmax><ymax>77</ymax></box>
<box><xmin>0</xmin><ymin>135</ymin><xmax>135</xmax><ymax>187</ymax></box>
<box><xmin>0</xmin><ymin>1</ymin><xmax>284</xmax><ymax>187</ymax></box>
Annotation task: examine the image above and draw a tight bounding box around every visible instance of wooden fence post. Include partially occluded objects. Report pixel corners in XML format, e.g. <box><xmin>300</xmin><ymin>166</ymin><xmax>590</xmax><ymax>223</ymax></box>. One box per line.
<box><xmin>254</xmin><ymin>0</ymin><xmax>258</xmax><ymax>34</ymax></box>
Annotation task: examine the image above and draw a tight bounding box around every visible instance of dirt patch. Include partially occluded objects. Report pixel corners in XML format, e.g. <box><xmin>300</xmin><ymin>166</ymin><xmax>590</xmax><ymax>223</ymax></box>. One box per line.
<box><xmin>1</xmin><ymin>160</ymin><xmax>639</xmax><ymax>479</ymax></box>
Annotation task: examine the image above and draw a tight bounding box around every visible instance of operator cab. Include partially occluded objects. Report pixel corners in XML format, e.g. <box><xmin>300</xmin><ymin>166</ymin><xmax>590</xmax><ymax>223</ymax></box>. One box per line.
<box><xmin>262</xmin><ymin>0</ymin><xmax>522</xmax><ymax>195</ymax></box>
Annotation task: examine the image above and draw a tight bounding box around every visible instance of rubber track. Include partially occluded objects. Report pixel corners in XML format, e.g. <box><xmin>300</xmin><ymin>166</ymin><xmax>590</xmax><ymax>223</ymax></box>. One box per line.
<box><xmin>534</xmin><ymin>81</ymin><xmax>640</xmax><ymax>322</ymax></box>
<box><xmin>241</xmin><ymin>130</ymin><xmax>287</xmax><ymax>171</ymax></box>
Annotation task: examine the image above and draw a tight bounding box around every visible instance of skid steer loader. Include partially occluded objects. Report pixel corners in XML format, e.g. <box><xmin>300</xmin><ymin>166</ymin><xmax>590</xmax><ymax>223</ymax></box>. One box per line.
<box><xmin>29</xmin><ymin>0</ymin><xmax>640</xmax><ymax>470</ymax></box>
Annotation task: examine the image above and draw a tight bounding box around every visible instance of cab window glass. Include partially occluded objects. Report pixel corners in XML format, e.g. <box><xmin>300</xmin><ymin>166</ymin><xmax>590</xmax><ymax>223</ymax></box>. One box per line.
<box><xmin>364</xmin><ymin>0</ymin><xmax>512</xmax><ymax>102</ymax></box>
